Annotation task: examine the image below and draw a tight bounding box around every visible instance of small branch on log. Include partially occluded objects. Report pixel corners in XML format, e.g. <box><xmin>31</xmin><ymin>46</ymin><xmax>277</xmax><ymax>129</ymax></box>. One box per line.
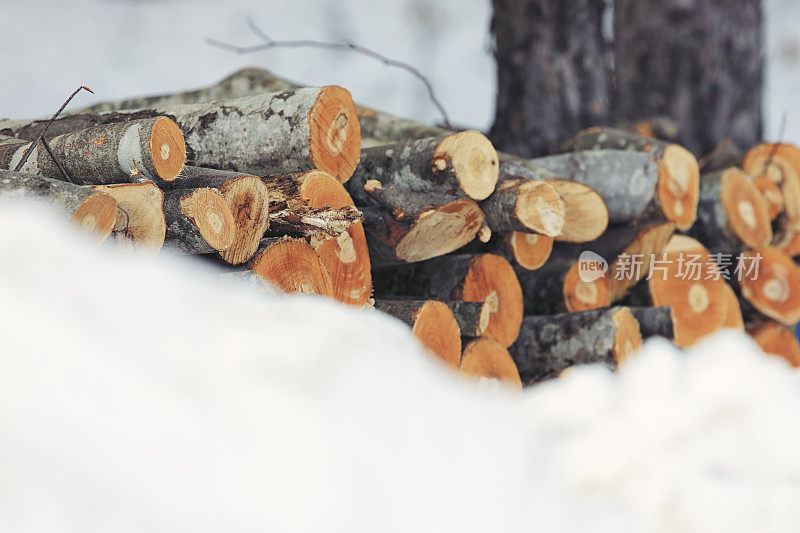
<box><xmin>206</xmin><ymin>19</ymin><xmax>453</xmax><ymax>128</ymax></box>
<box><xmin>458</xmin><ymin>337</ymin><xmax>522</xmax><ymax>392</ymax></box>
<box><xmin>39</xmin><ymin>137</ymin><xmax>73</xmax><ymax>183</ymax></box>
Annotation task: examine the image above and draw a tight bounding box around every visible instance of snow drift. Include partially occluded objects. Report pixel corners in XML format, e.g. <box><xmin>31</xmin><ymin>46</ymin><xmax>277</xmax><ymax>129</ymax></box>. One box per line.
<box><xmin>1</xmin><ymin>200</ymin><xmax>800</xmax><ymax>532</ymax></box>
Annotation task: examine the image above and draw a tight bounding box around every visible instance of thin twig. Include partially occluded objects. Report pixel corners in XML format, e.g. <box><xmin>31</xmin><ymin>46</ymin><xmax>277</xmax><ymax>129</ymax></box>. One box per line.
<box><xmin>40</xmin><ymin>137</ymin><xmax>73</xmax><ymax>183</ymax></box>
<box><xmin>206</xmin><ymin>18</ymin><xmax>452</xmax><ymax>128</ymax></box>
<box><xmin>13</xmin><ymin>85</ymin><xmax>94</xmax><ymax>173</ymax></box>
<box><xmin>763</xmin><ymin>111</ymin><xmax>788</xmax><ymax>175</ymax></box>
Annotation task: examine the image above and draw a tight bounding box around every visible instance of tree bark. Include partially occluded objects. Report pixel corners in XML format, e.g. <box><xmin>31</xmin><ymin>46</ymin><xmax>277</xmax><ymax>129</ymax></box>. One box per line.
<box><xmin>489</xmin><ymin>0</ymin><xmax>612</xmax><ymax>157</ymax></box>
<box><xmin>0</xmin><ymin>118</ymin><xmax>186</xmax><ymax>185</ymax></box>
<box><xmin>0</xmin><ymin>86</ymin><xmax>361</xmax><ymax>183</ymax></box>
<box><xmin>629</xmin><ymin>306</ymin><xmax>675</xmax><ymax>341</ymax></box>
<box><xmin>613</xmin><ymin>0</ymin><xmax>763</xmax><ymax>156</ymax></box>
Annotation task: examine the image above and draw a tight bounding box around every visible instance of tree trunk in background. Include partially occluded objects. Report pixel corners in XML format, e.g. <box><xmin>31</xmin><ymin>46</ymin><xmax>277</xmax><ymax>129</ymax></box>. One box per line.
<box><xmin>489</xmin><ymin>0</ymin><xmax>612</xmax><ymax>158</ymax></box>
<box><xmin>613</xmin><ymin>0</ymin><xmax>763</xmax><ymax>156</ymax></box>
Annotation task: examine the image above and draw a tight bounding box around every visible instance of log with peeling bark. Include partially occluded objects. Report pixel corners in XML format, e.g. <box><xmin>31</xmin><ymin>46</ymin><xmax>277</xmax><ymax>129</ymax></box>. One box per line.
<box><xmin>0</xmin><ymin>87</ymin><xmax>362</xmax><ymax>183</ymax></box>
<box><xmin>0</xmin><ymin>170</ymin><xmax>117</xmax><ymax>242</ymax></box>
<box><xmin>0</xmin><ymin>118</ymin><xmax>185</xmax><ymax>185</ymax></box>
<box><xmin>348</xmin><ymin>131</ymin><xmax>499</xmax><ymax>201</ymax></box>
<box><xmin>247</xmin><ymin>237</ymin><xmax>334</xmax><ymax>297</ymax></box>
<box><xmin>516</xmin><ymin>258</ymin><xmax>611</xmax><ymax>315</ymax></box>
<box><xmin>738</xmin><ymin>246</ymin><xmax>800</xmax><ymax>326</ymax></box>
<box><xmin>509</xmin><ymin>307</ymin><xmax>643</xmax><ymax>386</ymax></box>
<box><xmin>292</xmin><ymin>170</ymin><xmax>371</xmax><ymax>306</ymax></box>
<box><xmin>690</xmin><ymin>168</ymin><xmax>772</xmax><ymax>254</ymax></box>
<box><xmin>530</xmin><ymin>150</ymin><xmax>669</xmax><ymax>225</ymax></box>
<box><xmin>479</xmin><ymin>177</ymin><xmax>565</xmax><ymax>236</ymax></box>
<box><xmin>171</xmin><ymin>167</ymin><xmax>270</xmax><ymax>265</ymax></box>
<box><xmin>358</xmin><ymin>191</ymin><xmax>484</xmax><ymax>265</ymax></box>
<box><xmin>629</xmin><ymin>306</ymin><xmax>675</xmax><ymax>341</ymax></box>
<box><xmin>623</xmin><ymin>236</ymin><xmax>729</xmax><ymax>347</ymax></box>
<box><xmin>747</xmin><ymin>321</ymin><xmax>800</xmax><ymax>367</ymax></box>
<box><xmin>567</xmin><ymin>127</ymin><xmax>699</xmax><ymax>230</ymax></box>
<box><xmin>90</xmin><ymin>182</ymin><xmax>166</xmax><ymax>253</ymax></box>
<box><xmin>373</xmin><ymin>299</ymin><xmax>461</xmax><ymax>368</ymax></box>
<box><xmin>742</xmin><ymin>143</ymin><xmax>800</xmax><ymax>224</ymax></box>
<box><xmin>458</xmin><ymin>337</ymin><xmax>522</xmax><ymax>392</ymax></box>
<box><xmin>372</xmin><ymin>253</ymin><xmax>523</xmax><ymax>347</ymax></box>
<box><xmin>162</xmin><ymin>188</ymin><xmax>235</xmax><ymax>254</ymax></box>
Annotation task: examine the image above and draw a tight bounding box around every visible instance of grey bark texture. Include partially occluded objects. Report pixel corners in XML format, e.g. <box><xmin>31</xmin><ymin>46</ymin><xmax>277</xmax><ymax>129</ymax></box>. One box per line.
<box><xmin>446</xmin><ymin>301</ymin><xmax>489</xmax><ymax>338</ymax></box>
<box><xmin>0</xmin><ymin>118</ymin><xmax>181</xmax><ymax>185</ymax></box>
<box><xmin>0</xmin><ymin>170</ymin><xmax>106</xmax><ymax>215</ymax></box>
<box><xmin>162</xmin><ymin>189</ymin><xmax>224</xmax><ymax>255</ymax></box>
<box><xmin>630</xmin><ymin>306</ymin><xmax>675</xmax><ymax>341</ymax></box>
<box><xmin>372</xmin><ymin>254</ymin><xmax>477</xmax><ymax>301</ymax></box>
<box><xmin>530</xmin><ymin>150</ymin><xmax>661</xmax><ymax>224</ymax></box>
<box><xmin>489</xmin><ymin>0</ymin><xmax>612</xmax><ymax>157</ymax></box>
<box><xmin>0</xmin><ymin>87</ymin><xmax>335</xmax><ymax>176</ymax></box>
<box><xmin>373</xmin><ymin>299</ymin><xmax>429</xmax><ymax>327</ymax></box>
<box><xmin>689</xmin><ymin>170</ymin><xmax>743</xmax><ymax>255</ymax></box>
<box><xmin>613</xmin><ymin>0</ymin><xmax>763</xmax><ymax>156</ymax></box>
<box><xmin>567</xmin><ymin>127</ymin><xmax>669</xmax><ymax>158</ymax></box>
<box><xmin>509</xmin><ymin>307</ymin><xmax>628</xmax><ymax>385</ymax></box>
<box><xmin>514</xmin><ymin>260</ymin><xmax>573</xmax><ymax>315</ymax></box>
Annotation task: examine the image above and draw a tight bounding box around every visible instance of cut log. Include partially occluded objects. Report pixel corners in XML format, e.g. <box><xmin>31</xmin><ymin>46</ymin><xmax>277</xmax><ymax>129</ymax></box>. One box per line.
<box><xmin>0</xmin><ymin>86</ymin><xmax>361</xmax><ymax>183</ymax></box>
<box><xmin>479</xmin><ymin>178</ymin><xmax>565</xmax><ymax>236</ymax></box>
<box><xmin>90</xmin><ymin>182</ymin><xmax>166</xmax><ymax>253</ymax></box>
<box><xmin>747</xmin><ymin>321</ymin><xmax>800</xmax><ymax>367</ymax></box>
<box><xmin>0</xmin><ymin>170</ymin><xmax>117</xmax><ymax>242</ymax></box>
<box><xmin>638</xmin><ymin>235</ymin><xmax>729</xmax><ymax>347</ymax></box>
<box><xmin>629</xmin><ymin>306</ymin><xmax>675</xmax><ymax>341</ymax></box>
<box><xmin>295</xmin><ymin>170</ymin><xmax>372</xmax><ymax>306</ymax></box>
<box><xmin>0</xmin><ymin>117</ymin><xmax>185</xmax><ymax>185</ymax></box>
<box><xmin>546</xmin><ymin>179</ymin><xmax>609</xmax><ymax>242</ymax></box>
<box><xmin>738</xmin><ymin>247</ymin><xmax>800</xmax><ymax>326</ymax></box>
<box><xmin>247</xmin><ymin>237</ymin><xmax>334</xmax><ymax>297</ymax></box>
<box><xmin>567</xmin><ymin>127</ymin><xmax>699</xmax><ymax>230</ymax></box>
<box><xmin>721</xmin><ymin>282</ymin><xmax>745</xmax><ymax>330</ymax></box>
<box><xmin>530</xmin><ymin>150</ymin><xmax>665</xmax><ymax>225</ymax></box>
<box><xmin>458</xmin><ymin>337</ymin><xmax>522</xmax><ymax>392</ymax></box>
<box><xmin>349</xmin><ymin>131</ymin><xmax>498</xmax><ymax>201</ymax></box>
<box><xmin>516</xmin><ymin>258</ymin><xmax>611</xmax><ymax>315</ymax></box>
<box><xmin>690</xmin><ymin>168</ymin><xmax>772</xmax><ymax>254</ymax></box>
<box><xmin>446</xmin><ymin>301</ymin><xmax>491</xmax><ymax>339</ymax></box>
<box><xmin>162</xmin><ymin>188</ymin><xmax>235</xmax><ymax>254</ymax></box>
<box><xmin>509</xmin><ymin>307</ymin><xmax>642</xmax><ymax>385</ymax></box>
<box><xmin>753</xmin><ymin>174</ymin><xmax>784</xmax><ymax>221</ymax></box>
<box><xmin>372</xmin><ymin>253</ymin><xmax>523</xmax><ymax>347</ymax></box>
<box><xmin>503</xmin><ymin>231</ymin><xmax>553</xmax><ymax>270</ymax></box>
<box><xmin>358</xmin><ymin>192</ymin><xmax>484</xmax><ymax>265</ymax></box>
<box><xmin>742</xmin><ymin>143</ymin><xmax>800</xmax><ymax>223</ymax></box>
<box><xmin>373</xmin><ymin>299</ymin><xmax>461</xmax><ymax>368</ymax></box>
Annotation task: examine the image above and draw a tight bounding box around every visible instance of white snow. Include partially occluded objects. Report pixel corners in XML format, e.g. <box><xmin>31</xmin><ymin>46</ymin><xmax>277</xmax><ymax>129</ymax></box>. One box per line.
<box><xmin>2</xmin><ymin>200</ymin><xmax>800</xmax><ymax>532</ymax></box>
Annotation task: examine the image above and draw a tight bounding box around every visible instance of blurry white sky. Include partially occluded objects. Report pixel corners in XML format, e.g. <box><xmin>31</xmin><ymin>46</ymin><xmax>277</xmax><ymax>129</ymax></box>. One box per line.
<box><xmin>0</xmin><ymin>0</ymin><xmax>796</xmax><ymax>144</ymax></box>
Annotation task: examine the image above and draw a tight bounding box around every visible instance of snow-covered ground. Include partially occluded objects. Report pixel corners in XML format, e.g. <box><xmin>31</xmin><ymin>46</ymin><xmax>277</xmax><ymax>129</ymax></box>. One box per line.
<box><xmin>0</xmin><ymin>0</ymin><xmax>797</xmax><ymax>141</ymax></box>
<box><xmin>2</xmin><ymin>200</ymin><xmax>800</xmax><ymax>531</ymax></box>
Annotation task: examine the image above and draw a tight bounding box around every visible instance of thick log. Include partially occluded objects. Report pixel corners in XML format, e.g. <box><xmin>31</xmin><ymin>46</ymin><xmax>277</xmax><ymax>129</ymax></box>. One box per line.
<box><xmin>90</xmin><ymin>182</ymin><xmax>166</xmax><ymax>253</ymax></box>
<box><xmin>629</xmin><ymin>306</ymin><xmax>675</xmax><ymax>341</ymax></box>
<box><xmin>489</xmin><ymin>0</ymin><xmax>612</xmax><ymax>157</ymax></box>
<box><xmin>503</xmin><ymin>232</ymin><xmax>553</xmax><ymax>270</ymax></box>
<box><xmin>748</xmin><ymin>321</ymin><xmax>800</xmax><ymax>367</ymax></box>
<box><xmin>738</xmin><ymin>247</ymin><xmax>800</xmax><ymax>326</ymax></box>
<box><xmin>690</xmin><ymin>168</ymin><xmax>772</xmax><ymax>254</ymax></box>
<box><xmin>358</xmin><ymin>191</ymin><xmax>484</xmax><ymax>265</ymax></box>
<box><xmin>348</xmin><ymin>131</ymin><xmax>498</xmax><ymax>201</ymax></box>
<box><xmin>373</xmin><ymin>299</ymin><xmax>461</xmax><ymax>368</ymax></box>
<box><xmin>530</xmin><ymin>150</ymin><xmax>663</xmax><ymax>225</ymax></box>
<box><xmin>479</xmin><ymin>177</ymin><xmax>565</xmax><ymax>236</ymax></box>
<box><xmin>546</xmin><ymin>179</ymin><xmax>609</xmax><ymax>242</ymax></box>
<box><xmin>0</xmin><ymin>118</ymin><xmax>185</xmax><ymax>185</ymax></box>
<box><xmin>742</xmin><ymin>143</ymin><xmax>800</xmax><ymax>223</ymax></box>
<box><xmin>0</xmin><ymin>86</ymin><xmax>361</xmax><ymax>183</ymax></box>
<box><xmin>509</xmin><ymin>307</ymin><xmax>642</xmax><ymax>385</ymax></box>
<box><xmin>516</xmin><ymin>258</ymin><xmax>610</xmax><ymax>315</ymax></box>
<box><xmin>567</xmin><ymin>127</ymin><xmax>699</xmax><ymax>230</ymax></box>
<box><xmin>294</xmin><ymin>170</ymin><xmax>371</xmax><ymax>306</ymax></box>
<box><xmin>372</xmin><ymin>253</ymin><xmax>523</xmax><ymax>347</ymax></box>
<box><xmin>458</xmin><ymin>337</ymin><xmax>522</xmax><ymax>392</ymax></box>
<box><xmin>613</xmin><ymin>0</ymin><xmax>763</xmax><ymax>156</ymax></box>
<box><xmin>247</xmin><ymin>237</ymin><xmax>334</xmax><ymax>297</ymax></box>
<box><xmin>162</xmin><ymin>188</ymin><xmax>235</xmax><ymax>254</ymax></box>
<box><xmin>0</xmin><ymin>170</ymin><xmax>117</xmax><ymax>241</ymax></box>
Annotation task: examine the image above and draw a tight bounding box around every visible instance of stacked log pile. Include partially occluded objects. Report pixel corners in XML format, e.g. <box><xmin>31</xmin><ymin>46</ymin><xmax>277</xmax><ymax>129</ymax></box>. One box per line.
<box><xmin>3</xmin><ymin>66</ymin><xmax>799</xmax><ymax>388</ymax></box>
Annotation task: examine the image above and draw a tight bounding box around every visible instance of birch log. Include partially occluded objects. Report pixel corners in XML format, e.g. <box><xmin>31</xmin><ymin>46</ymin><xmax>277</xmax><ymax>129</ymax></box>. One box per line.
<box><xmin>0</xmin><ymin>118</ymin><xmax>185</xmax><ymax>185</ymax></box>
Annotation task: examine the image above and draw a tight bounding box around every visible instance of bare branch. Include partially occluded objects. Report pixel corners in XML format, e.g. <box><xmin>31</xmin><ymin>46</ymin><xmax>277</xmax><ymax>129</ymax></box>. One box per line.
<box><xmin>206</xmin><ymin>18</ymin><xmax>452</xmax><ymax>128</ymax></box>
<box><xmin>40</xmin><ymin>137</ymin><xmax>73</xmax><ymax>183</ymax></box>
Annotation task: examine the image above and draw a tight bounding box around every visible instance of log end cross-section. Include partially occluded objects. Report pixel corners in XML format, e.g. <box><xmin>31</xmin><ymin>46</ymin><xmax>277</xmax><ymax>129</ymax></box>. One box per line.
<box><xmin>148</xmin><ymin>116</ymin><xmax>187</xmax><ymax>182</ymax></box>
<box><xmin>248</xmin><ymin>237</ymin><xmax>335</xmax><ymax>297</ymax></box>
<box><xmin>307</xmin><ymin>85</ymin><xmax>362</xmax><ymax>184</ymax></box>
<box><xmin>459</xmin><ymin>337</ymin><xmax>522</xmax><ymax>392</ymax></box>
